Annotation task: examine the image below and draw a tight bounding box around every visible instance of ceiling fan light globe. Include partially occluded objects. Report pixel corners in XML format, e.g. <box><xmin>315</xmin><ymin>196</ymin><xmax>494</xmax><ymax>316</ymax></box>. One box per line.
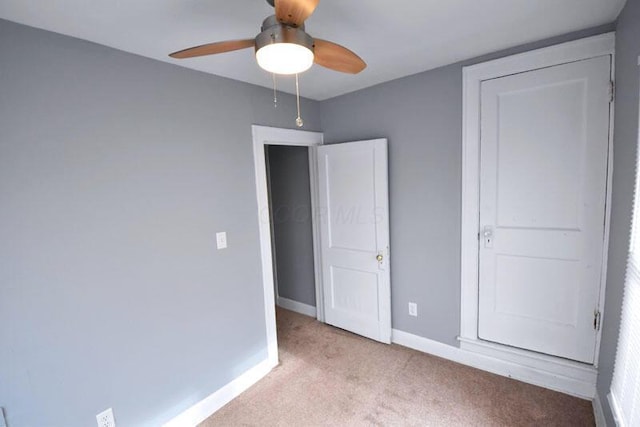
<box><xmin>256</xmin><ymin>43</ymin><xmax>314</xmax><ymax>75</ymax></box>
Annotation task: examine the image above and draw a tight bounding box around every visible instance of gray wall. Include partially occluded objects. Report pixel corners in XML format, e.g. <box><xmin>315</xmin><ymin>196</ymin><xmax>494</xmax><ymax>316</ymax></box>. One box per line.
<box><xmin>598</xmin><ymin>0</ymin><xmax>640</xmax><ymax>424</ymax></box>
<box><xmin>0</xmin><ymin>19</ymin><xmax>320</xmax><ymax>427</ymax></box>
<box><xmin>266</xmin><ymin>145</ymin><xmax>316</xmax><ymax>307</ymax></box>
<box><xmin>0</xmin><ymin>10</ymin><xmax>629</xmax><ymax>427</ymax></box>
<box><xmin>320</xmin><ymin>24</ymin><xmax>615</xmax><ymax>347</ymax></box>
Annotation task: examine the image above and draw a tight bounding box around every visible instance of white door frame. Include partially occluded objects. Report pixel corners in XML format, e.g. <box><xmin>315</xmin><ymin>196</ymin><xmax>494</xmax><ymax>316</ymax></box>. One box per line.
<box><xmin>459</xmin><ymin>33</ymin><xmax>615</xmax><ymax>395</ymax></box>
<box><xmin>252</xmin><ymin>125</ymin><xmax>324</xmax><ymax>365</ymax></box>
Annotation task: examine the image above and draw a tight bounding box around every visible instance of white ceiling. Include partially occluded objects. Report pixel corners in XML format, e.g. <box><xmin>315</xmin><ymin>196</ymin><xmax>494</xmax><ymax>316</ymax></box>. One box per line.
<box><xmin>0</xmin><ymin>0</ymin><xmax>626</xmax><ymax>100</ymax></box>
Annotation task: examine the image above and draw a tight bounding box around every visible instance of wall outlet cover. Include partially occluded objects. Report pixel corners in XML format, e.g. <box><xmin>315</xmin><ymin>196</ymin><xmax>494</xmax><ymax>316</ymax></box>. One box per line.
<box><xmin>408</xmin><ymin>302</ymin><xmax>418</xmax><ymax>317</ymax></box>
<box><xmin>96</xmin><ymin>408</ymin><xmax>115</xmax><ymax>427</ymax></box>
<box><xmin>216</xmin><ymin>231</ymin><xmax>227</xmax><ymax>249</ymax></box>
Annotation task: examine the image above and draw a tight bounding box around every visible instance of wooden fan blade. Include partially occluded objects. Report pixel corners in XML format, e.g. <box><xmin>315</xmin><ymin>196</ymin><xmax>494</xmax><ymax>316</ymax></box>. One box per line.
<box><xmin>313</xmin><ymin>39</ymin><xmax>366</xmax><ymax>74</ymax></box>
<box><xmin>169</xmin><ymin>39</ymin><xmax>255</xmax><ymax>59</ymax></box>
<box><xmin>275</xmin><ymin>0</ymin><xmax>319</xmax><ymax>26</ymax></box>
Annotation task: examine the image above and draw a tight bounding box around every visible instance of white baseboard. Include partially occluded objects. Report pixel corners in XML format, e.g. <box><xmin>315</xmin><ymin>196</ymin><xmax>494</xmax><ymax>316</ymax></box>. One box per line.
<box><xmin>608</xmin><ymin>392</ymin><xmax>623</xmax><ymax>427</ymax></box>
<box><xmin>391</xmin><ymin>329</ymin><xmax>596</xmax><ymax>399</ymax></box>
<box><xmin>162</xmin><ymin>358</ymin><xmax>277</xmax><ymax>427</ymax></box>
<box><xmin>593</xmin><ymin>392</ymin><xmax>607</xmax><ymax>427</ymax></box>
<box><xmin>277</xmin><ymin>296</ymin><xmax>316</xmax><ymax>318</ymax></box>
<box><xmin>392</xmin><ymin>329</ymin><xmax>464</xmax><ymax>362</ymax></box>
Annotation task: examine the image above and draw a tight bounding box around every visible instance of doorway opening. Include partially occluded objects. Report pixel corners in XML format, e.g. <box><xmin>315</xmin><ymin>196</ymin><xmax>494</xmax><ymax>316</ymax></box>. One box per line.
<box><xmin>265</xmin><ymin>144</ymin><xmax>318</xmax><ymax>318</ymax></box>
<box><xmin>252</xmin><ymin>125</ymin><xmax>324</xmax><ymax>366</ymax></box>
<box><xmin>252</xmin><ymin>125</ymin><xmax>392</xmax><ymax>366</ymax></box>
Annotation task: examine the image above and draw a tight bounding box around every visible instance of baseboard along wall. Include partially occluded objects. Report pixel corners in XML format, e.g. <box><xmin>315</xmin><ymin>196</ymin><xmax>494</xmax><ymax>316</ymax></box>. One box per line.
<box><xmin>277</xmin><ymin>296</ymin><xmax>317</xmax><ymax>318</ymax></box>
<box><xmin>391</xmin><ymin>329</ymin><xmax>597</xmax><ymax>400</ymax></box>
<box><xmin>592</xmin><ymin>392</ymin><xmax>608</xmax><ymax>427</ymax></box>
<box><xmin>164</xmin><ymin>311</ymin><xmax>602</xmax><ymax>426</ymax></box>
<box><xmin>162</xmin><ymin>298</ymin><xmax>315</xmax><ymax>425</ymax></box>
<box><xmin>162</xmin><ymin>358</ymin><xmax>277</xmax><ymax>427</ymax></box>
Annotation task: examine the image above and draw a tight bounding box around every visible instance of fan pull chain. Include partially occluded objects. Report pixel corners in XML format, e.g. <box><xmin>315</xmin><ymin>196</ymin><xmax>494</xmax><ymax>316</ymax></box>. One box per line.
<box><xmin>295</xmin><ymin>73</ymin><xmax>304</xmax><ymax>128</ymax></box>
<box><xmin>272</xmin><ymin>73</ymin><xmax>278</xmax><ymax>108</ymax></box>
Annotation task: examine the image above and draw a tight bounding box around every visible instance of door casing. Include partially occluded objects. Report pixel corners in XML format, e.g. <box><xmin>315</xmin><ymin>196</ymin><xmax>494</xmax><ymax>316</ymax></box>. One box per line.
<box><xmin>252</xmin><ymin>125</ymin><xmax>324</xmax><ymax>366</ymax></box>
<box><xmin>459</xmin><ymin>33</ymin><xmax>615</xmax><ymax>397</ymax></box>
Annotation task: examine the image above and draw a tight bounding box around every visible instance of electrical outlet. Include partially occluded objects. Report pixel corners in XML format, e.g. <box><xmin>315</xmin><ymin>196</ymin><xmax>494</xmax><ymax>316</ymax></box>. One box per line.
<box><xmin>216</xmin><ymin>231</ymin><xmax>227</xmax><ymax>249</ymax></box>
<box><xmin>96</xmin><ymin>408</ymin><xmax>115</xmax><ymax>427</ymax></box>
<box><xmin>408</xmin><ymin>302</ymin><xmax>418</xmax><ymax>317</ymax></box>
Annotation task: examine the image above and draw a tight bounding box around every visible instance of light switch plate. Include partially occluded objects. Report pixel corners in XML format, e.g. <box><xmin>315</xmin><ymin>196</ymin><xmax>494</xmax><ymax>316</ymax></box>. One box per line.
<box><xmin>216</xmin><ymin>232</ymin><xmax>227</xmax><ymax>249</ymax></box>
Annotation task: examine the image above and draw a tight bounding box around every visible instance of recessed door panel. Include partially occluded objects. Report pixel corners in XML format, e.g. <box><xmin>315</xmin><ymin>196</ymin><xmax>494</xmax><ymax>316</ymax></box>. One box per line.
<box><xmin>494</xmin><ymin>255</ymin><xmax>580</xmax><ymax>326</ymax></box>
<box><xmin>496</xmin><ymin>81</ymin><xmax>584</xmax><ymax>230</ymax></box>
<box><xmin>329</xmin><ymin>266</ymin><xmax>379</xmax><ymax>319</ymax></box>
<box><xmin>325</xmin><ymin>150</ymin><xmax>377</xmax><ymax>252</ymax></box>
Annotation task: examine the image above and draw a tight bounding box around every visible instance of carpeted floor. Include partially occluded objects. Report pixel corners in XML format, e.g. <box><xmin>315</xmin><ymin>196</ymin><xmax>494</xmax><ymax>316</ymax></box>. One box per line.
<box><xmin>200</xmin><ymin>308</ymin><xmax>594</xmax><ymax>426</ymax></box>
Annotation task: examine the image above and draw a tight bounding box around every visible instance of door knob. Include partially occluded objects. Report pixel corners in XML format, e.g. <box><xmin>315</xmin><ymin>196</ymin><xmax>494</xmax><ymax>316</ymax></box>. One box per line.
<box><xmin>483</xmin><ymin>225</ymin><xmax>494</xmax><ymax>248</ymax></box>
<box><xmin>376</xmin><ymin>254</ymin><xmax>384</xmax><ymax>262</ymax></box>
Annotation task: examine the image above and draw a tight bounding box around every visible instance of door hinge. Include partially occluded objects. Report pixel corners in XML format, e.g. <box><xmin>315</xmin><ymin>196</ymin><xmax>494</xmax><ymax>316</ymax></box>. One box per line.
<box><xmin>594</xmin><ymin>310</ymin><xmax>602</xmax><ymax>331</ymax></box>
<box><xmin>609</xmin><ymin>81</ymin><xmax>615</xmax><ymax>103</ymax></box>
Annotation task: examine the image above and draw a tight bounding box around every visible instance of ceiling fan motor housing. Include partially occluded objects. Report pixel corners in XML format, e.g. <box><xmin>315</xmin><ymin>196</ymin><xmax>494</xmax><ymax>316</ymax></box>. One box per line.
<box><xmin>255</xmin><ymin>15</ymin><xmax>315</xmax><ymax>54</ymax></box>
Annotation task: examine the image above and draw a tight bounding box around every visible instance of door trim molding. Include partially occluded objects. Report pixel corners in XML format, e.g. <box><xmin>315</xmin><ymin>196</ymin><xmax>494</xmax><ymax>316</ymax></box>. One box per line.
<box><xmin>460</xmin><ymin>33</ymin><xmax>615</xmax><ymax>368</ymax></box>
<box><xmin>252</xmin><ymin>125</ymin><xmax>324</xmax><ymax>366</ymax></box>
<box><xmin>308</xmin><ymin>141</ymin><xmax>325</xmax><ymax>322</ymax></box>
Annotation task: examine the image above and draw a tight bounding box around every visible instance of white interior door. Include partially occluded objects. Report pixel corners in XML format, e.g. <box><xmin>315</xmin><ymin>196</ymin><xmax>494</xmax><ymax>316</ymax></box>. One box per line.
<box><xmin>317</xmin><ymin>139</ymin><xmax>391</xmax><ymax>343</ymax></box>
<box><xmin>478</xmin><ymin>55</ymin><xmax>611</xmax><ymax>364</ymax></box>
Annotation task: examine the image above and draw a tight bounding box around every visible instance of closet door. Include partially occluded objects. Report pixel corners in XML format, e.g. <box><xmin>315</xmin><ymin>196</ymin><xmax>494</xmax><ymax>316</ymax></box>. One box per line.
<box><xmin>478</xmin><ymin>55</ymin><xmax>611</xmax><ymax>364</ymax></box>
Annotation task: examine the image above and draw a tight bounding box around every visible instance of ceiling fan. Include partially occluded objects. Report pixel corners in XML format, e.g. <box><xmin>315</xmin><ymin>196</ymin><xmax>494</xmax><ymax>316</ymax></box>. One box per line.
<box><xmin>169</xmin><ymin>0</ymin><xmax>366</xmax><ymax>76</ymax></box>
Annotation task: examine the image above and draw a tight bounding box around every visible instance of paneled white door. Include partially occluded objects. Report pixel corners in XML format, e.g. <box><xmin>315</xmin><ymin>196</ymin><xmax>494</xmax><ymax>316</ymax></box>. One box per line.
<box><xmin>478</xmin><ymin>55</ymin><xmax>611</xmax><ymax>364</ymax></box>
<box><xmin>317</xmin><ymin>139</ymin><xmax>391</xmax><ymax>343</ymax></box>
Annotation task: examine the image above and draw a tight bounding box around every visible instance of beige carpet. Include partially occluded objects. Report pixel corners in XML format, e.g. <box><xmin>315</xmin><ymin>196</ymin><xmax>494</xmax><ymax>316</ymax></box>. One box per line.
<box><xmin>201</xmin><ymin>308</ymin><xmax>594</xmax><ymax>426</ymax></box>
